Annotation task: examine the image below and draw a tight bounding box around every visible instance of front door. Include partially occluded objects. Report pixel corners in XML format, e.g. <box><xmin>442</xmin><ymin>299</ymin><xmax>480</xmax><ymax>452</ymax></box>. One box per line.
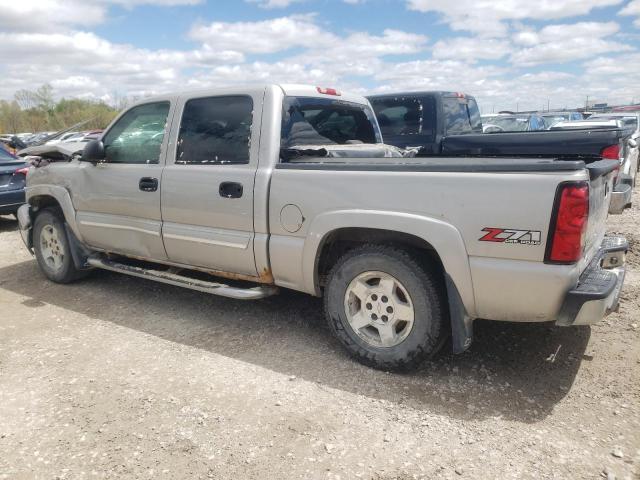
<box><xmin>73</xmin><ymin>100</ymin><xmax>174</xmax><ymax>260</ymax></box>
<box><xmin>160</xmin><ymin>90</ymin><xmax>262</xmax><ymax>276</ymax></box>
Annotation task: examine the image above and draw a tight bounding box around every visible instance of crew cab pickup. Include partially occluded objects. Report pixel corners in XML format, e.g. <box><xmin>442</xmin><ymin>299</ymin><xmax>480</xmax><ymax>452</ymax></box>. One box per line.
<box><xmin>16</xmin><ymin>85</ymin><xmax>628</xmax><ymax>370</ymax></box>
<box><xmin>368</xmin><ymin>91</ymin><xmax>632</xmax><ymax>214</ymax></box>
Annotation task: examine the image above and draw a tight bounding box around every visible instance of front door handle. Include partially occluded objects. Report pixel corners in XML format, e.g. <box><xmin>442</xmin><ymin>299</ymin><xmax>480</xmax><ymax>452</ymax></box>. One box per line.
<box><xmin>219</xmin><ymin>182</ymin><xmax>243</xmax><ymax>199</ymax></box>
<box><xmin>139</xmin><ymin>177</ymin><xmax>158</xmax><ymax>192</ymax></box>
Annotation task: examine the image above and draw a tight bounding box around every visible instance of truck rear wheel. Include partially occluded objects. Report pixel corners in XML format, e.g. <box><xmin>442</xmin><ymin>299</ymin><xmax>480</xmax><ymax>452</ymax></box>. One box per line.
<box><xmin>33</xmin><ymin>208</ymin><xmax>87</xmax><ymax>284</ymax></box>
<box><xmin>324</xmin><ymin>245</ymin><xmax>447</xmax><ymax>370</ymax></box>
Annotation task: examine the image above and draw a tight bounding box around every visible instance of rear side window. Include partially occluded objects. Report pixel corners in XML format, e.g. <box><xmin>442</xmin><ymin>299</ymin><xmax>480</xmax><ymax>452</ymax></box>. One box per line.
<box><xmin>442</xmin><ymin>97</ymin><xmax>482</xmax><ymax>135</ymax></box>
<box><xmin>530</xmin><ymin>116</ymin><xmax>544</xmax><ymax>130</ymax></box>
<box><xmin>281</xmin><ymin>96</ymin><xmax>380</xmax><ymax>148</ymax></box>
<box><xmin>177</xmin><ymin>96</ymin><xmax>253</xmax><ymax>165</ymax></box>
<box><xmin>103</xmin><ymin>102</ymin><xmax>170</xmax><ymax>164</ymax></box>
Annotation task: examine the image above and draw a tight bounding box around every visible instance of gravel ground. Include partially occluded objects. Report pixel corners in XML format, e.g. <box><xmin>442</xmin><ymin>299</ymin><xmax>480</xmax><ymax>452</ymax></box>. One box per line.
<box><xmin>0</xmin><ymin>194</ymin><xmax>638</xmax><ymax>480</ymax></box>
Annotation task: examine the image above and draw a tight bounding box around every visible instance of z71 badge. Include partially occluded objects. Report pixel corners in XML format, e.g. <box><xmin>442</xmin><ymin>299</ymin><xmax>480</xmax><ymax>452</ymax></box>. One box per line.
<box><xmin>479</xmin><ymin>228</ymin><xmax>542</xmax><ymax>245</ymax></box>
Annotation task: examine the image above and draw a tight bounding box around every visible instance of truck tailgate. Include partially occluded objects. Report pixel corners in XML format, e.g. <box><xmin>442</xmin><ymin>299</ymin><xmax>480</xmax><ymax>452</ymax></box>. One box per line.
<box><xmin>583</xmin><ymin>160</ymin><xmax>618</xmax><ymax>261</ymax></box>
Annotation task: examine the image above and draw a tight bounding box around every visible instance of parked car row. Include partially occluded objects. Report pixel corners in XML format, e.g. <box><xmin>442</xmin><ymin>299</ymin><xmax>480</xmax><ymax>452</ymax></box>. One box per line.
<box><xmin>0</xmin><ymin>128</ymin><xmax>104</xmax><ymax>155</ymax></box>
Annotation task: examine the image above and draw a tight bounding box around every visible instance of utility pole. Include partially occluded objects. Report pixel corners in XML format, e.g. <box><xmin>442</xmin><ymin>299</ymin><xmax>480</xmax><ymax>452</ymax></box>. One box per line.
<box><xmin>585</xmin><ymin>95</ymin><xmax>590</xmax><ymax>111</ymax></box>
<box><xmin>516</xmin><ymin>102</ymin><xmax>519</xmax><ymax>113</ymax></box>
<box><xmin>547</xmin><ymin>98</ymin><xmax>550</xmax><ymax>112</ymax></box>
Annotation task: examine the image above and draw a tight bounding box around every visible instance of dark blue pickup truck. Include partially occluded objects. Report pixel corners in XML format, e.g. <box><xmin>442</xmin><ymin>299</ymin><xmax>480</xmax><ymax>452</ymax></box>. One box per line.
<box><xmin>367</xmin><ymin>91</ymin><xmax>633</xmax><ymax>213</ymax></box>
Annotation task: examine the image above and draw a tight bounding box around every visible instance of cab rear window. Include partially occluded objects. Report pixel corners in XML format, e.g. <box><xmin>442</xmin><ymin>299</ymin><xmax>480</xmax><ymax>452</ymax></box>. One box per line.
<box><xmin>281</xmin><ymin>96</ymin><xmax>381</xmax><ymax>148</ymax></box>
<box><xmin>442</xmin><ymin>97</ymin><xmax>482</xmax><ymax>135</ymax></box>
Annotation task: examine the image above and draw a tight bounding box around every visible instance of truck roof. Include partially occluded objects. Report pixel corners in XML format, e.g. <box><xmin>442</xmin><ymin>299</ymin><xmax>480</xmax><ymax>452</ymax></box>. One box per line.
<box><xmin>367</xmin><ymin>91</ymin><xmax>477</xmax><ymax>100</ymax></box>
<box><xmin>130</xmin><ymin>84</ymin><xmax>371</xmax><ymax>109</ymax></box>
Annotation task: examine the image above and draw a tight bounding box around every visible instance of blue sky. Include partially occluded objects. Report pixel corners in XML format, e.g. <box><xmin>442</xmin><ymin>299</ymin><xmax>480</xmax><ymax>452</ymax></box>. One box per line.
<box><xmin>0</xmin><ymin>0</ymin><xmax>638</xmax><ymax>112</ymax></box>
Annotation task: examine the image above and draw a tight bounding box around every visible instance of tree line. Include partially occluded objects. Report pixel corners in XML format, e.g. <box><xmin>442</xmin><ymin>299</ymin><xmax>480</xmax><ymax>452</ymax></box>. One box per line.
<box><xmin>0</xmin><ymin>84</ymin><xmax>125</xmax><ymax>134</ymax></box>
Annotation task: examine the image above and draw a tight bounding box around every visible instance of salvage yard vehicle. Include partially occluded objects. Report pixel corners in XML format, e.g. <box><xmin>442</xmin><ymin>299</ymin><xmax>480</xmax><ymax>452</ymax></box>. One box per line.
<box><xmin>16</xmin><ymin>84</ymin><xmax>628</xmax><ymax>370</ymax></box>
<box><xmin>368</xmin><ymin>91</ymin><xmax>634</xmax><ymax>215</ymax></box>
<box><xmin>541</xmin><ymin>111</ymin><xmax>584</xmax><ymax>128</ymax></box>
<box><xmin>0</xmin><ymin>147</ymin><xmax>28</xmax><ymax>216</ymax></box>
<box><xmin>482</xmin><ymin>113</ymin><xmax>548</xmax><ymax>133</ymax></box>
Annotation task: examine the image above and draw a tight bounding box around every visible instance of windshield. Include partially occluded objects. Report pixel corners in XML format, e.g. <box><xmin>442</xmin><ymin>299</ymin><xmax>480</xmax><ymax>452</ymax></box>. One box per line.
<box><xmin>487</xmin><ymin>116</ymin><xmax>530</xmax><ymax>132</ymax></box>
<box><xmin>281</xmin><ymin>96</ymin><xmax>381</xmax><ymax>148</ymax></box>
<box><xmin>0</xmin><ymin>147</ymin><xmax>16</xmax><ymax>163</ymax></box>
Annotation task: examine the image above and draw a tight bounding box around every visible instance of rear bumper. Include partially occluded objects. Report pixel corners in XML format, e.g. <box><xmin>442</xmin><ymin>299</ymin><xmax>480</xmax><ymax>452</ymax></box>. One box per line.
<box><xmin>556</xmin><ymin>236</ymin><xmax>627</xmax><ymax>326</ymax></box>
<box><xmin>609</xmin><ymin>182</ymin><xmax>632</xmax><ymax>214</ymax></box>
<box><xmin>0</xmin><ymin>188</ymin><xmax>25</xmax><ymax>214</ymax></box>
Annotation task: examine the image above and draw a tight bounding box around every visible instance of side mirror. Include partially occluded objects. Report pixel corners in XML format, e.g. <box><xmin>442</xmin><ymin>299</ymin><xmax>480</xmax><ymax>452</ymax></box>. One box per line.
<box><xmin>628</xmin><ymin>138</ymin><xmax>638</xmax><ymax>149</ymax></box>
<box><xmin>81</xmin><ymin>140</ymin><xmax>106</xmax><ymax>163</ymax></box>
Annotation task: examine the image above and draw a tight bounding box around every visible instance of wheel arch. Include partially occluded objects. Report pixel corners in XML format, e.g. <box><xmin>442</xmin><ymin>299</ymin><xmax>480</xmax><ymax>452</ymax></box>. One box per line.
<box><xmin>27</xmin><ymin>185</ymin><xmax>83</xmax><ymax>242</ymax></box>
<box><xmin>303</xmin><ymin>210</ymin><xmax>476</xmax><ymax>318</ymax></box>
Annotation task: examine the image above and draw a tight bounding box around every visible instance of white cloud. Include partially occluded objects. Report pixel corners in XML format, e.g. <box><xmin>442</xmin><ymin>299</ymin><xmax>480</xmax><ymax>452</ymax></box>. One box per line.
<box><xmin>0</xmin><ymin>0</ymin><xmax>201</xmax><ymax>32</ymax></box>
<box><xmin>0</xmin><ymin>0</ymin><xmax>106</xmax><ymax>31</ymax></box>
<box><xmin>0</xmin><ymin>13</ymin><xmax>427</xmax><ymax>101</ymax></box>
<box><xmin>619</xmin><ymin>0</ymin><xmax>640</xmax><ymax>27</ymax></box>
<box><xmin>406</xmin><ymin>0</ymin><xmax>624</xmax><ymax>37</ymax></box>
<box><xmin>510</xmin><ymin>22</ymin><xmax>633</xmax><ymax>66</ymax></box>
<box><xmin>0</xmin><ymin>2</ymin><xmax>636</xmax><ymax>113</ymax></box>
<box><xmin>246</xmin><ymin>0</ymin><xmax>304</xmax><ymax>8</ymax></box>
<box><xmin>189</xmin><ymin>14</ymin><xmax>335</xmax><ymax>54</ymax></box>
<box><xmin>433</xmin><ymin>37</ymin><xmax>511</xmax><ymax>61</ymax></box>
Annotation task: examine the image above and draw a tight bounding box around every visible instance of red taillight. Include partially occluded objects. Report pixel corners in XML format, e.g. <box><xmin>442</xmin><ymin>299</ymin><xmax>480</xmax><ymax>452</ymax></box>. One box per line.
<box><xmin>546</xmin><ymin>182</ymin><xmax>589</xmax><ymax>264</ymax></box>
<box><xmin>13</xmin><ymin>167</ymin><xmax>30</xmax><ymax>176</ymax></box>
<box><xmin>600</xmin><ymin>144</ymin><xmax>620</xmax><ymax>160</ymax></box>
<box><xmin>316</xmin><ymin>87</ymin><xmax>341</xmax><ymax>96</ymax></box>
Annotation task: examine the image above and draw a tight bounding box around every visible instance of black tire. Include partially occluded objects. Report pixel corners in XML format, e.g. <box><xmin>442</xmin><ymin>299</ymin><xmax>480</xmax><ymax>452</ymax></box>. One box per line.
<box><xmin>324</xmin><ymin>245</ymin><xmax>448</xmax><ymax>370</ymax></box>
<box><xmin>33</xmin><ymin>208</ymin><xmax>87</xmax><ymax>283</ymax></box>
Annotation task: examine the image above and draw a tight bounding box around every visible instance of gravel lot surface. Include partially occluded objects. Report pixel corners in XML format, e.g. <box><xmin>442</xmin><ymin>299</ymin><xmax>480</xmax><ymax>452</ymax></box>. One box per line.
<box><xmin>0</xmin><ymin>194</ymin><xmax>638</xmax><ymax>480</ymax></box>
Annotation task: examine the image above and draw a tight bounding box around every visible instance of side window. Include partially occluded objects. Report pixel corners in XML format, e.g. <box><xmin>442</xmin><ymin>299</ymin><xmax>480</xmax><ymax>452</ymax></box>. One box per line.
<box><xmin>176</xmin><ymin>95</ymin><xmax>253</xmax><ymax>165</ymax></box>
<box><xmin>467</xmin><ymin>98</ymin><xmax>483</xmax><ymax>133</ymax></box>
<box><xmin>103</xmin><ymin>102</ymin><xmax>170</xmax><ymax>164</ymax></box>
<box><xmin>530</xmin><ymin>116</ymin><xmax>544</xmax><ymax>130</ymax></box>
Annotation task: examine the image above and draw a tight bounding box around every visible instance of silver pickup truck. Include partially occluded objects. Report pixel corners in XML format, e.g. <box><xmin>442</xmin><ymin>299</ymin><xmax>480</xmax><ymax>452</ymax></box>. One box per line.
<box><xmin>16</xmin><ymin>84</ymin><xmax>628</xmax><ymax>370</ymax></box>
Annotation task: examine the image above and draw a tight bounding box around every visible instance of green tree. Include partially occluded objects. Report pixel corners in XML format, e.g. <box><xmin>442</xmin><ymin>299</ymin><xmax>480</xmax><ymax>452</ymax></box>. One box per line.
<box><xmin>1</xmin><ymin>84</ymin><xmax>120</xmax><ymax>134</ymax></box>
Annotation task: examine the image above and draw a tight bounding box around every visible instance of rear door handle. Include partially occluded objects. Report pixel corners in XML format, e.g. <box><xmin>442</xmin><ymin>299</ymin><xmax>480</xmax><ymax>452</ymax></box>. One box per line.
<box><xmin>139</xmin><ymin>177</ymin><xmax>158</xmax><ymax>192</ymax></box>
<box><xmin>219</xmin><ymin>182</ymin><xmax>243</xmax><ymax>199</ymax></box>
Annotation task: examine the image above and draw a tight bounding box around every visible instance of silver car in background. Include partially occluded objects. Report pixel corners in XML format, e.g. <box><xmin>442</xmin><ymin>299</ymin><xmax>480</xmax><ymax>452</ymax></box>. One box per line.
<box><xmin>552</xmin><ymin>116</ymin><xmax>638</xmax><ymax>213</ymax></box>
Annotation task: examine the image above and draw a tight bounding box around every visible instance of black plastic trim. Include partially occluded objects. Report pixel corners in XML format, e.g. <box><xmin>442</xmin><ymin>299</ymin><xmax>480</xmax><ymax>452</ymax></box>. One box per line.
<box><xmin>445</xmin><ymin>274</ymin><xmax>474</xmax><ymax>354</ymax></box>
<box><xmin>276</xmin><ymin>158</ymin><xmax>586</xmax><ymax>173</ymax></box>
<box><xmin>556</xmin><ymin>236</ymin><xmax>628</xmax><ymax>326</ymax></box>
<box><xmin>585</xmin><ymin>159</ymin><xmax>620</xmax><ymax>180</ymax></box>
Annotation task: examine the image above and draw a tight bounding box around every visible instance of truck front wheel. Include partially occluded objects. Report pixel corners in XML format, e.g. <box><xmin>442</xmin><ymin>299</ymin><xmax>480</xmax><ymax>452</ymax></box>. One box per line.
<box><xmin>33</xmin><ymin>208</ymin><xmax>87</xmax><ymax>284</ymax></box>
<box><xmin>324</xmin><ymin>245</ymin><xmax>447</xmax><ymax>370</ymax></box>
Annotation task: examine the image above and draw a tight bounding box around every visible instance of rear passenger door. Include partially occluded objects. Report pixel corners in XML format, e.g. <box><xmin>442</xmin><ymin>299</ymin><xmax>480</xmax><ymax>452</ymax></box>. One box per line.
<box><xmin>160</xmin><ymin>89</ymin><xmax>263</xmax><ymax>277</ymax></box>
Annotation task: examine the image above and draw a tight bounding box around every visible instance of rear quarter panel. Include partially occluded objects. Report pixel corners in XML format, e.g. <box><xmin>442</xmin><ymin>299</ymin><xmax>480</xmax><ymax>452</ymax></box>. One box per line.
<box><xmin>268</xmin><ymin>166</ymin><xmax>591</xmax><ymax>322</ymax></box>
